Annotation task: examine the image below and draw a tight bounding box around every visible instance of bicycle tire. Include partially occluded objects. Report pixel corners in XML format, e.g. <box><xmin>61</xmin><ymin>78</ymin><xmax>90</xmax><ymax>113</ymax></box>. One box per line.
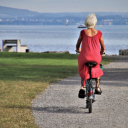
<box><xmin>86</xmin><ymin>100</ymin><xmax>89</xmax><ymax>108</ymax></box>
<box><xmin>89</xmin><ymin>99</ymin><xmax>92</xmax><ymax>113</ymax></box>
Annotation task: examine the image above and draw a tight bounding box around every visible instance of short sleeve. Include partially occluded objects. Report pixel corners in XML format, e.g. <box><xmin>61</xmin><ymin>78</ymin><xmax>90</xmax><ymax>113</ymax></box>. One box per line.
<box><xmin>98</xmin><ymin>30</ymin><xmax>102</xmax><ymax>39</ymax></box>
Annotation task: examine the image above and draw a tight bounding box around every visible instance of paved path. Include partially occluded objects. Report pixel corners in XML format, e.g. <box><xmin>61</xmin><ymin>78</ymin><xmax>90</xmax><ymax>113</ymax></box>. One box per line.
<box><xmin>32</xmin><ymin>56</ymin><xmax>128</xmax><ymax>128</ymax></box>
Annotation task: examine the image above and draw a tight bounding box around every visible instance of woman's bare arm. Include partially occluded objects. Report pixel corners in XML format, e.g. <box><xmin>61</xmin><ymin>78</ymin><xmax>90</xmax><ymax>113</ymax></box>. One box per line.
<box><xmin>99</xmin><ymin>35</ymin><xmax>105</xmax><ymax>55</ymax></box>
<box><xmin>76</xmin><ymin>34</ymin><xmax>82</xmax><ymax>52</ymax></box>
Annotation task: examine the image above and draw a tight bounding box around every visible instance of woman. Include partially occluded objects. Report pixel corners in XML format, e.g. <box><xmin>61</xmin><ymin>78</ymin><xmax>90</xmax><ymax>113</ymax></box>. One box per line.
<box><xmin>76</xmin><ymin>13</ymin><xmax>105</xmax><ymax>96</ymax></box>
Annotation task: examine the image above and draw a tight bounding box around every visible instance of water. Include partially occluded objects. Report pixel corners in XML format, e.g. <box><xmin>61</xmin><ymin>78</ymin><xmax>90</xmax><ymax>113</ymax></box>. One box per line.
<box><xmin>0</xmin><ymin>25</ymin><xmax>128</xmax><ymax>55</ymax></box>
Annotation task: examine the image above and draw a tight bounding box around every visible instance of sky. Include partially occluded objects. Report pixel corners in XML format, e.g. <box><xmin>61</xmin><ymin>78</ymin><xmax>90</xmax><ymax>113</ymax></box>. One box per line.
<box><xmin>0</xmin><ymin>0</ymin><xmax>128</xmax><ymax>13</ymax></box>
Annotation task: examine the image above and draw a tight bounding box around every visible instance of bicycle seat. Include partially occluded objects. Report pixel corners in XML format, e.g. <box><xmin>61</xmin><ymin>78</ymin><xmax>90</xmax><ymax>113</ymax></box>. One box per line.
<box><xmin>85</xmin><ymin>62</ymin><xmax>97</xmax><ymax>67</ymax></box>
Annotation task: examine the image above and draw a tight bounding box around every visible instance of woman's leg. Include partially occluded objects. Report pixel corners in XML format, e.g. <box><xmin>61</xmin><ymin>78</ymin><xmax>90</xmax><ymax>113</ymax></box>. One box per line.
<box><xmin>96</xmin><ymin>77</ymin><xmax>100</xmax><ymax>91</ymax></box>
<box><xmin>80</xmin><ymin>79</ymin><xmax>86</xmax><ymax>89</ymax></box>
<box><xmin>95</xmin><ymin>77</ymin><xmax>102</xmax><ymax>93</ymax></box>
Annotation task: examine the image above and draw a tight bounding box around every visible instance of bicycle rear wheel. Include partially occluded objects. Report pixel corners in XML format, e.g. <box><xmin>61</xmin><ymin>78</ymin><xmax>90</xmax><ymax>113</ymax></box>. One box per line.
<box><xmin>89</xmin><ymin>99</ymin><xmax>92</xmax><ymax>113</ymax></box>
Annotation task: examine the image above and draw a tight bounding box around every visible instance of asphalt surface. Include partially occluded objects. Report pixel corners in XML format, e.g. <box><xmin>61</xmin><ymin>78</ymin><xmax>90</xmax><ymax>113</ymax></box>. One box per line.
<box><xmin>32</xmin><ymin>56</ymin><xmax>128</xmax><ymax>128</ymax></box>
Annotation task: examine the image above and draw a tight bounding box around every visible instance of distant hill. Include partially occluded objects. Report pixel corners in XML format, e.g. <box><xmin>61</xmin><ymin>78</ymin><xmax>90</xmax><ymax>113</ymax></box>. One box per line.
<box><xmin>1</xmin><ymin>5</ymin><xmax>128</xmax><ymax>18</ymax></box>
<box><xmin>0</xmin><ymin>6</ymin><xmax>128</xmax><ymax>25</ymax></box>
<box><xmin>0</xmin><ymin>6</ymin><xmax>40</xmax><ymax>18</ymax></box>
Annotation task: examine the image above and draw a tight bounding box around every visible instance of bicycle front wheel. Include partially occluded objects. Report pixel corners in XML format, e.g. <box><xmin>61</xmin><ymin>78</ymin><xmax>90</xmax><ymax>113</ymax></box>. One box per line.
<box><xmin>89</xmin><ymin>99</ymin><xmax>92</xmax><ymax>113</ymax></box>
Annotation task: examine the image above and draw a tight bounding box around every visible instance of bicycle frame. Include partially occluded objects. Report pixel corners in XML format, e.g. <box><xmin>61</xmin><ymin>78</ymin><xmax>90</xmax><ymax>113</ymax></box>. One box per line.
<box><xmin>85</xmin><ymin>63</ymin><xmax>97</xmax><ymax>113</ymax></box>
<box><xmin>86</xmin><ymin>65</ymin><xmax>95</xmax><ymax>99</ymax></box>
<box><xmin>86</xmin><ymin>79</ymin><xmax>95</xmax><ymax>100</ymax></box>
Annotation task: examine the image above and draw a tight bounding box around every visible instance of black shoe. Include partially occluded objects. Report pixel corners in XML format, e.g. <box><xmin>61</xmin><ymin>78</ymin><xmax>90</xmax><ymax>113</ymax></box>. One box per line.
<box><xmin>95</xmin><ymin>87</ymin><xmax>102</xmax><ymax>95</ymax></box>
<box><xmin>78</xmin><ymin>89</ymin><xmax>85</xmax><ymax>98</ymax></box>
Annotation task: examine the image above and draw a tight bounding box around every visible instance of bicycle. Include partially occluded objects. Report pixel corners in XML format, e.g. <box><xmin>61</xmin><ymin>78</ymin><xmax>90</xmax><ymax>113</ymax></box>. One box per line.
<box><xmin>76</xmin><ymin>50</ymin><xmax>103</xmax><ymax>113</ymax></box>
<box><xmin>78</xmin><ymin>62</ymin><xmax>103</xmax><ymax>113</ymax></box>
<box><xmin>84</xmin><ymin>62</ymin><xmax>97</xmax><ymax>113</ymax></box>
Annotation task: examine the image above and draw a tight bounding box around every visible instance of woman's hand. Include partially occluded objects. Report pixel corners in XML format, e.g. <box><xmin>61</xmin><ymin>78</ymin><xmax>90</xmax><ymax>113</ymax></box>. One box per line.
<box><xmin>76</xmin><ymin>48</ymin><xmax>81</xmax><ymax>53</ymax></box>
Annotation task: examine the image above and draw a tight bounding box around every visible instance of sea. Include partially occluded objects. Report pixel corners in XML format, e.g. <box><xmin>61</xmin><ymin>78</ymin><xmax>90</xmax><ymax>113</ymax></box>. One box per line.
<box><xmin>0</xmin><ymin>25</ymin><xmax>128</xmax><ymax>55</ymax></box>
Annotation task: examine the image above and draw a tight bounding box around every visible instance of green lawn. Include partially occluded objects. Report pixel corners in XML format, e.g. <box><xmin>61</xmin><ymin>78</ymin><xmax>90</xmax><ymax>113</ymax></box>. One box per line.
<box><xmin>0</xmin><ymin>52</ymin><xmax>112</xmax><ymax>128</ymax></box>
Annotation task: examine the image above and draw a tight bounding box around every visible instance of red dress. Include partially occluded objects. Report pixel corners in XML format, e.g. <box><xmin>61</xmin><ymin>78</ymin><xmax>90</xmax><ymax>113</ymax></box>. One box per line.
<box><xmin>78</xmin><ymin>29</ymin><xmax>103</xmax><ymax>81</ymax></box>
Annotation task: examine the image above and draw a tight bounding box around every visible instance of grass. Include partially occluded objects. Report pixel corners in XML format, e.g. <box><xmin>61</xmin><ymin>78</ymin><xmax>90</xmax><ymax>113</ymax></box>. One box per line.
<box><xmin>0</xmin><ymin>52</ymin><xmax>112</xmax><ymax>128</ymax></box>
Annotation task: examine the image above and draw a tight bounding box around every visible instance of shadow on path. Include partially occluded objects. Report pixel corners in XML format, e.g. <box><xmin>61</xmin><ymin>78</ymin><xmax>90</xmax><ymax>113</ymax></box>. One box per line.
<box><xmin>32</xmin><ymin>106</ymin><xmax>89</xmax><ymax>114</ymax></box>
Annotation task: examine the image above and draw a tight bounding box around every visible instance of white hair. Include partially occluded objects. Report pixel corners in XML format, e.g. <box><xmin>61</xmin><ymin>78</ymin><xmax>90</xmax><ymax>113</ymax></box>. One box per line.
<box><xmin>84</xmin><ymin>13</ymin><xmax>97</xmax><ymax>28</ymax></box>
